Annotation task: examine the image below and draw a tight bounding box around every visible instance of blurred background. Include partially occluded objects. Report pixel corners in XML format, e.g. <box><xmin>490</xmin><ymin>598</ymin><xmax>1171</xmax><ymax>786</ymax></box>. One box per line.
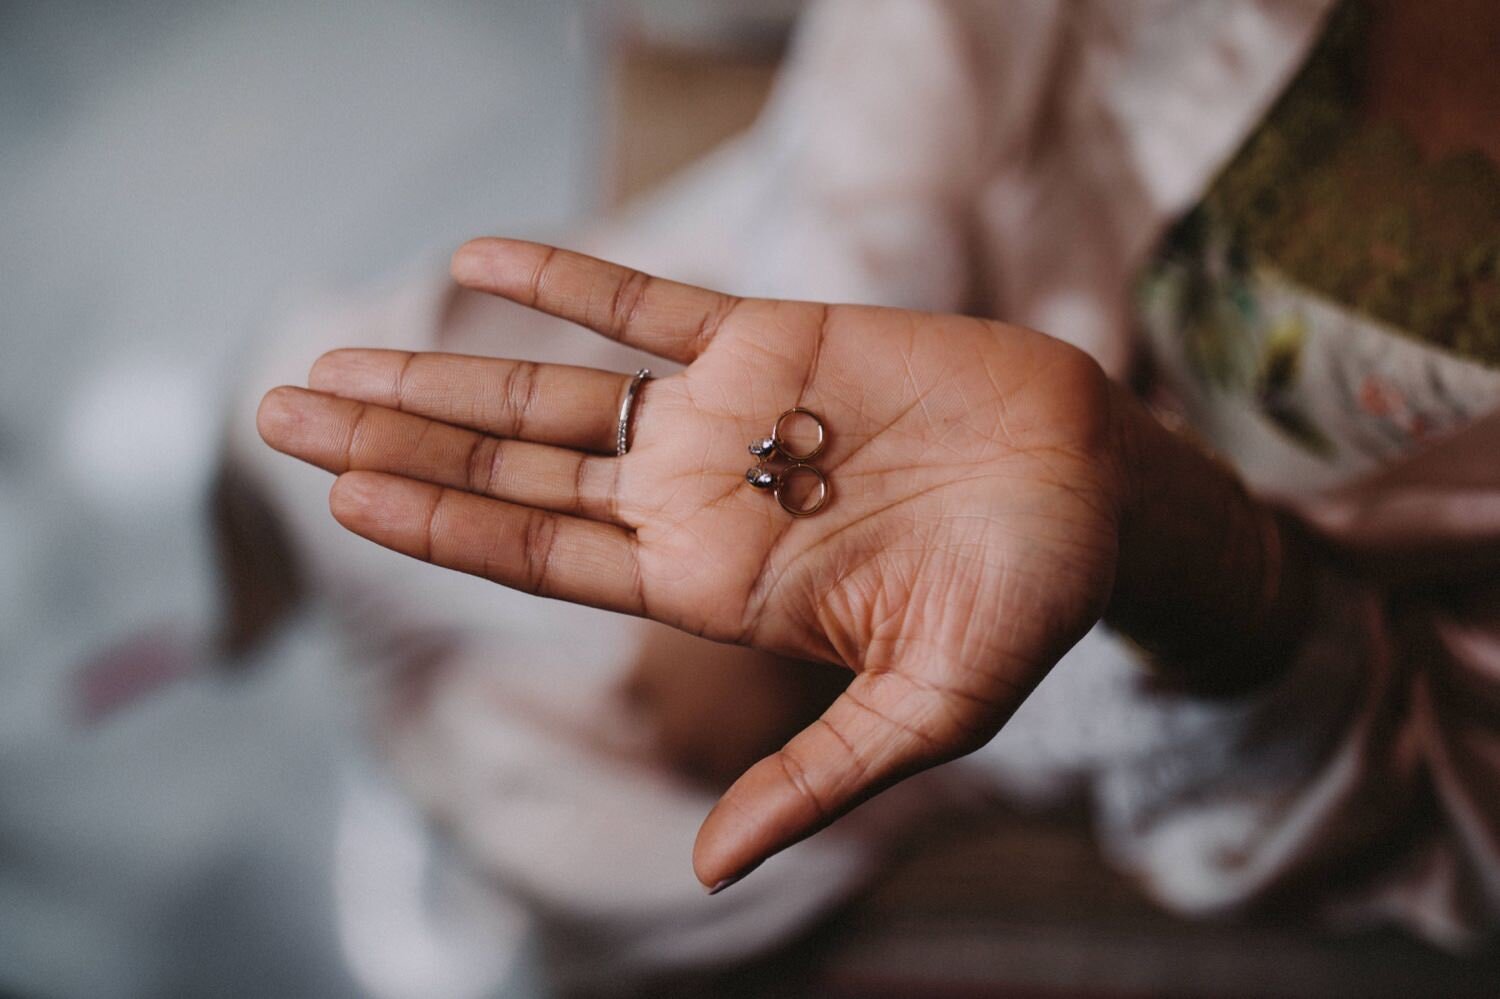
<box><xmin>1</xmin><ymin>2</ymin><xmax>1497</xmax><ymax>997</ymax></box>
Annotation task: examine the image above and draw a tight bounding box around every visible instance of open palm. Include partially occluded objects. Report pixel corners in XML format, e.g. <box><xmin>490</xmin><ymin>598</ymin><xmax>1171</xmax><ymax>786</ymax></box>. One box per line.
<box><xmin>258</xmin><ymin>238</ymin><xmax>1127</xmax><ymax>889</ymax></box>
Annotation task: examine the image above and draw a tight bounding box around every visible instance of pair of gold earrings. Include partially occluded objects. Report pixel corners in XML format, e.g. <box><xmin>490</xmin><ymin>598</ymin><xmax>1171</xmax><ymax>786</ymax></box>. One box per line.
<box><xmin>743</xmin><ymin>407</ymin><xmax>829</xmax><ymax>517</ymax></box>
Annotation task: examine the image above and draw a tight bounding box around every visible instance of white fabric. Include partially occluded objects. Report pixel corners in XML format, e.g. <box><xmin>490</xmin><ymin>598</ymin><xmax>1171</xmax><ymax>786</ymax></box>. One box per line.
<box><xmin>227</xmin><ymin>270</ymin><xmax>968</xmax><ymax>985</ymax></box>
<box><xmin>232</xmin><ymin>0</ymin><xmax>1500</xmax><ymax>969</ymax></box>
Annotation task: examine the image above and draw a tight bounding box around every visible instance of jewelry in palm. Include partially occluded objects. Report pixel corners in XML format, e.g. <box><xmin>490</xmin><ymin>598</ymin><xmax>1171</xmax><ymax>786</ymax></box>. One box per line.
<box><xmin>745</xmin><ymin>407</ymin><xmax>830</xmax><ymax>517</ymax></box>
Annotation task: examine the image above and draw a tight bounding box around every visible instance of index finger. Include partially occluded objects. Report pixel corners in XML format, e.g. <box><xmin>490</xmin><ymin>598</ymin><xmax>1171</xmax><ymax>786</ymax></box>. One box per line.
<box><xmin>450</xmin><ymin>238</ymin><xmax>743</xmax><ymax>365</ymax></box>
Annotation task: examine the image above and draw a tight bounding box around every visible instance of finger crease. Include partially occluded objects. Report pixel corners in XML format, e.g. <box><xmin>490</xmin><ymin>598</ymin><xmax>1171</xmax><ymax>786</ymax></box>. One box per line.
<box><xmin>845</xmin><ymin>684</ymin><xmax>946</xmax><ymax>757</ymax></box>
<box><xmin>502</xmin><ymin>360</ymin><xmax>540</xmax><ymax>440</ymax></box>
<box><xmin>341</xmin><ymin>401</ymin><xmax>372</xmax><ymax>472</ymax></box>
<box><xmin>392</xmin><ymin>351</ymin><xmax>420</xmax><ymax>411</ymax></box>
<box><xmin>776</xmin><ymin>751</ymin><xmax>831</xmax><ymax>825</ymax></box>
<box><xmin>522</xmin><ymin>509</ymin><xmax>559</xmax><ymax>595</ymax></box>
<box><xmin>627</xmin><ymin>540</ymin><xmax>648</xmax><ymax>617</ymax></box>
<box><xmin>571</xmin><ymin>453</ymin><xmax>592</xmax><ymax>517</ymax></box>
<box><xmin>609</xmin><ymin>270</ymin><xmax>652</xmax><ymax>341</ymax></box>
<box><xmin>812</xmin><ymin>717</ymin><xmax>869</xmax><ymax>782</ymax></box>
<box><xmin>693</xmin><ymin>295</ymin><xmax>743</xmax><ymax>357</ymax></box>
<box><xmin>467</xmin><ymin>435</ymin><xmax>498</xmax><ymax>494</ymax></box>
<box><xmin>606</xmin><ymin>451</ymin><xmax>624</xmax><ymax>523</ymax></box>
<box><xmin>422</xmin><ymin>488</ymin><xmax>449</xmax><ymax>563</ymax></box>
<box><xmin>526</xmin><ymin>245</ymin><xmax>558</xmax><ymax>308</ymax></box>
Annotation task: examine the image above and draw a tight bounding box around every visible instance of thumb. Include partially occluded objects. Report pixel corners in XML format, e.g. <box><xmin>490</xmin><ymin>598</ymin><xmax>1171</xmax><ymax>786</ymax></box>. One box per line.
<box><xmin>691</xmin><ymin>669</ymin><xmax>975</xmax><ymax>892</ymax></box>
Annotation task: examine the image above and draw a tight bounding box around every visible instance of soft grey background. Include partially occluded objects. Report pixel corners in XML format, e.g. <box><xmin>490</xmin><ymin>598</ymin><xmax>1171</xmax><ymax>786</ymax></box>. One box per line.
<box><xmin>0</xmin><ymin>2</ymin><xmax>601</xmax><ymax>995</ymax></box>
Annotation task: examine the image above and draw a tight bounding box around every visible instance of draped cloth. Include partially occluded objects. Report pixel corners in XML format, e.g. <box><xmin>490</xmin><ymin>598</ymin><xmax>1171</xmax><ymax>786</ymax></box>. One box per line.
<box><xmin>229</xmin><ymin>0</ymin><xmax>1500</xmax><ymax>971</ymax></box>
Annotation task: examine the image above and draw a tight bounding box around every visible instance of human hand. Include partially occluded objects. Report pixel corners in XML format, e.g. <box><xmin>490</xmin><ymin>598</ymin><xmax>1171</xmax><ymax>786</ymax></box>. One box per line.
<box><xmin>257</xmin><ymin>238</ymin><xmax>1127</xmax><ymax>890</ymax></box>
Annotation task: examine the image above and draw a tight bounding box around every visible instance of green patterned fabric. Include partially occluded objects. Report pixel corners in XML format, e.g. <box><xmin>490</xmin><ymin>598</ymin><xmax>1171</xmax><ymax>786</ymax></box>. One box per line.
<box><xmin>1164</xmin><ymin>2</ymin><xmax>1500</xmax><ymax>368</ymax></box>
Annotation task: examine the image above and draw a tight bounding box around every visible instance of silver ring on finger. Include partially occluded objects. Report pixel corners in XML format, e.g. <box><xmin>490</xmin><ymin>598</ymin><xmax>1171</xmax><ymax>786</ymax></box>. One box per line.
<box><xmin>616</xmin><ymin>367</ymin><xmax>651</xmax><ymax>456</ymax></box>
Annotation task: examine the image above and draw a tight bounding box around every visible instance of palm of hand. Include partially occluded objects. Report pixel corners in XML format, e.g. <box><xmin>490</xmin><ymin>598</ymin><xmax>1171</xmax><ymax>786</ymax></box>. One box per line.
<box><xmin>259</xmin><ymin>239</ymin><xmax>1125</xmax><ymax>888</ymax></box>
<box><xmin>638</xmin><ymin>298</ymin><xmax>1118</xmax><ymax>725</ymax></box>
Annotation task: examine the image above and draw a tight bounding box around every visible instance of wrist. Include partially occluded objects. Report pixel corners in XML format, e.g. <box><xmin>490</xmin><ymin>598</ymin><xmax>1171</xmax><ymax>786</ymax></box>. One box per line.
<box><xmin>1104</xmin><ymin>385</ymin><xmax>1318</xmax><ymax>692</ymax></box>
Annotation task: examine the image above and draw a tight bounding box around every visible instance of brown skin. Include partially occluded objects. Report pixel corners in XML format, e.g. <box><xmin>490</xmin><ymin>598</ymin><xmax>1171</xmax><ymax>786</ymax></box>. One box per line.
<box><xmin>258</xmin><ymin>238</ymin><xmax>1305</xmax><ymax>890</ymax></box>
<box><xmin>623</xmin><ymin>628</ymin><xmax>850</xmax><ymax>789</ymax></box>
<box><xmin>256</xmin><ymin>0</ymin><xmax>1500</xmax><ymax>894</ymax></box>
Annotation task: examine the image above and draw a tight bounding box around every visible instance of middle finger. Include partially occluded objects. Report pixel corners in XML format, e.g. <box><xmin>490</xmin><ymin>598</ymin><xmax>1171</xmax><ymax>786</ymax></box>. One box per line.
<box><xmin>309</xmin><ymin>348</ymin><xmax>636</xmax><ymax>454</ymax></box>
<box><xmin>257</xmin><ymin>386</ymin><xmax>625</xmax><ymax>524</ymax></box>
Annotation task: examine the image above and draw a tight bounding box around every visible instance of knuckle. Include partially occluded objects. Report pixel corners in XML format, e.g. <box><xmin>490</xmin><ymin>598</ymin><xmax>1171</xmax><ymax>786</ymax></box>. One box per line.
<box><xmin>466</xmin><ymin>435</ymin><xmax>499</xmax><ymax>494</ymax></box>
<box><xmin>422</xmin><ymin>488</ymin><xmax>449</xmax><ymax>563</ymax></box>
<box><xmin>499</xmin><ymin>360</ymin><xmax>540</xmax><ymax>435</ymax></box>
<box><xmin>520</xmin><ymin>508</ymin><xmax>559</xmax><ymax>594</ymax></box>
<box><xmin>391</xmin><ymin>351</ymin><xmax>420</xmax><ymax>409</ymax></box>
<box><xmin>573</xmin><ymin>453</ymin><xmax>624</xmax><ymax>523</ymax></box>
<box><xmin>342</xmin><ymin>401</ymin><xmax>374</xmax><ymax>470</ymax></box>
<box><xmin>573</xmin><ymin>453</ymin><xmax>605</xmax><ymax>519</ymax></box>
<box><xmin>526</xmin><ymin>245</ymin><xmax>559</xmax><ymax>307</ymax></box>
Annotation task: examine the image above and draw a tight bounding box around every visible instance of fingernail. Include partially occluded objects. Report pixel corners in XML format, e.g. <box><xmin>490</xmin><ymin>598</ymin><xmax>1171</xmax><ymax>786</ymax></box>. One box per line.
<box><xmin>707</xmin><ymin>873</ymin><xmax>746</xmax><ymax>896</ymax></box>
